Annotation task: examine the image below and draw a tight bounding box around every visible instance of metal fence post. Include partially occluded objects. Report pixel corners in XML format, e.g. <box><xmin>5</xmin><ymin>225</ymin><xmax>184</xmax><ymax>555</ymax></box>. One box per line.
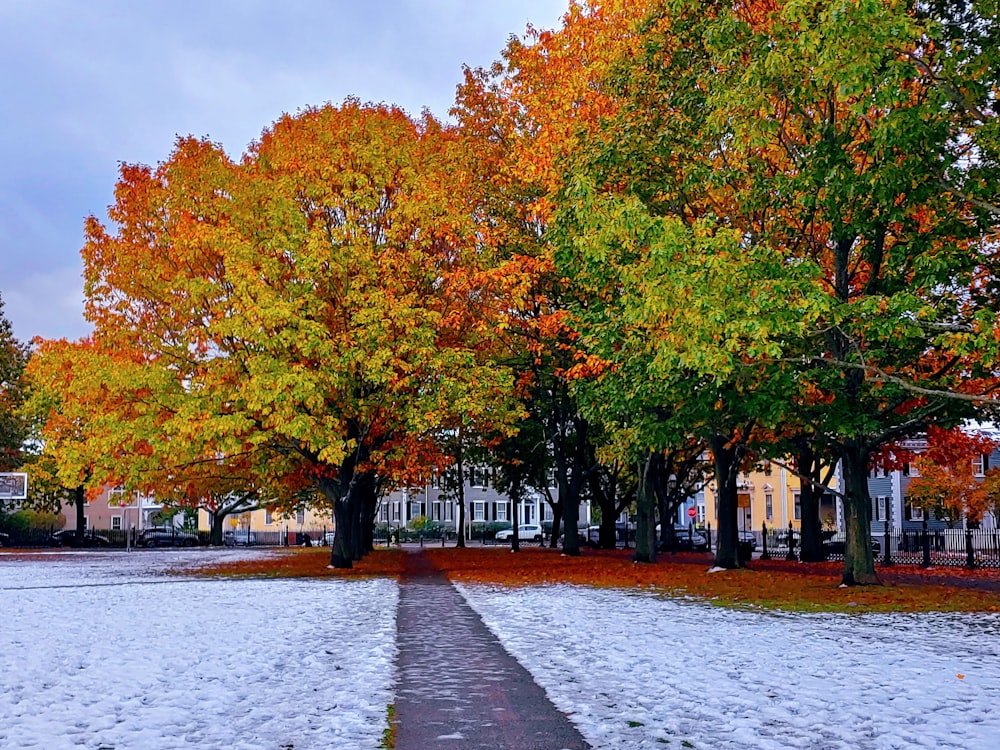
<box><xmin>965</xmin><ymin>525</ymin><xmax>976</xmax><ymax>569</ymax></box>
<box><xmin>786</xmin><ymin>521</ymin><xmax>796</xmax><ymax>561</ymax></box>
<box><xmin>883</xmin><ymin>523</ymin><xmax>892</xmax><ymax>566</ymax></box>
<box><xmin>761</xmin><ymin>522</ymin><xmax>770</xmax><ymax>560</ymax></box>
<box><xmin>921</xmin><ymin>519</ymin><xmax>931</xmax><ymax>568</ymax></box>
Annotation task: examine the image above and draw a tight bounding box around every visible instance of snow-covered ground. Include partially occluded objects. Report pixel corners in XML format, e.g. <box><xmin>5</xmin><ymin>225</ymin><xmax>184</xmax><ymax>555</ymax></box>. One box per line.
<box><xmin>457</xmin><ymin>583</ymin><xmax>1000</xmax><ymax>750</ymax></box>
<box><xmin>4</xmin><ymin>550</ymin><xmax>1000</xmax><ymax>749</ymax></box>
<box><xmin>0</xmin><ymin>550</ymin><xmax>397</xmax><ymax>750</ymax></box>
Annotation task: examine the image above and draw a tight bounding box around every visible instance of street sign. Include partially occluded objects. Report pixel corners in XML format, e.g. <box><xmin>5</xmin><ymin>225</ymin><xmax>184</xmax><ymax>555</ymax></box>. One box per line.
<box><xmin>687</xmin><ymin>506</ymin><xmax>697</xmax><ymax>518</ymax></box>
<box><xmin>0</xmin><ymin>472</ymin><xmax>27</xmax><ymax>501</ymax></box>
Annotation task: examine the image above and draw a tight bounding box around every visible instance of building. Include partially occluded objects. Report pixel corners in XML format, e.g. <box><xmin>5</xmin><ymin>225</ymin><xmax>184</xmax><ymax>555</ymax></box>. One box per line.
<box><xmin>62</xmin><ymin>484</ymin><xmax>166</xmax><ymax>532</ymax></box>
<box><xmin>867</xmin><ymin>437</ymin><xmax>1000</xmax><ymax>533</ymax></box>
<box><xmin>699</xmin><ymin>461</ymin><xmax>839</xmax><ymax>535</ymax></box>
<box><xmin>379</xmin><ymin>468</ymin><xmax>590</xmax><ymax>537</ymax></box>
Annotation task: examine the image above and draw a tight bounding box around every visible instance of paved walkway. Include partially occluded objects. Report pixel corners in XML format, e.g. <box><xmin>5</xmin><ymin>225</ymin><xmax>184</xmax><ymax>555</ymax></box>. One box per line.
<box><xmin>394</xmin><ymin>550</ymin><xmax>590</xmax><ymax>750</ymax></box>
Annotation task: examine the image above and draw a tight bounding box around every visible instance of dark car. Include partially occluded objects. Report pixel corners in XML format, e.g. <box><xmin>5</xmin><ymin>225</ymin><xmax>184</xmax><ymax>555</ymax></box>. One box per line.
<box><xmin>669</xmin><ymin>525</ymin><xmax>710</xmax><ymax>552</ymax></box>
<box><xmin>139</xmin><ymin>527</ymin><xmax>199</xmax><ymax>548</ymax></box>
<box><xmin>822</xmin><ymin>533</ymin><xmax>880</xmax><ymax>556</ymax></box>
<box><xmin>738</xmin><ymin>530</ymin><xmax>757</xmax><ymax>551</ymax></box>
<box><xmin>50</xmin><ymin>529</ymin><xmax>111</xmax><ymax>548</ymax></box>
<box><xmin>0</xmin><ymin>531</ymin><xmax>10</xmax><ymax>547</ymax></box>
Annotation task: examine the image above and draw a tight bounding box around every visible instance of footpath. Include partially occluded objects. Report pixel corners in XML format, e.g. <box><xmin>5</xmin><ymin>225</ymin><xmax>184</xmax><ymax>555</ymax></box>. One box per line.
<box><xmin>393</xmin><ymin>549</ymin><xmax>590</xmax><ymax>750</ymax></box>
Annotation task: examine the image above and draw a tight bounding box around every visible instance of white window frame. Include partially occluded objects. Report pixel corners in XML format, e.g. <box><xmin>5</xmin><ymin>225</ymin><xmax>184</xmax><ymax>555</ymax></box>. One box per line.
<box><xmin>111</xmin><ymin>515</ymin><xmax>122</xmax><ymax>531</ymax></box>
<box><xmin>473</xmin><ymin>502</ymin><xmax>485</xmax><ymax>521</ymax></box>
<box><xmin>296</xmin><ymin>509</ymin><xmax>305</xmax><ymax>525</ymax></box>
<box><xmin>973</xmin><ymin>454</ymin><xmax>987</xmax><ymax>477</ymax></box>
<box><xmin>765</xmin><ymin>493</ymin><xmax>773</xmax><ymax>521</ymax></box>
<box><xmin>496</xmin><ymin>503</ymin><xmax>507</xmax><ymax>521</ymax></box>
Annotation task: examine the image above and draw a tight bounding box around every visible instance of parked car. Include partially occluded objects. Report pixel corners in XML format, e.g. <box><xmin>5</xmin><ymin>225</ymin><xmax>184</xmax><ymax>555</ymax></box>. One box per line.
<box><xmin>738</xmin><ymin>530</ymin><xmax>757</xmax><ymax>551</ymax></box>
<box><xmin>139</xmin><ymin>527</ymin><xmax>199</xmax><ymax>548</ymax></box>
<box><xmin>49</xmin><ymin>529</ymin><xmax>111</xmax><ymax>548</ymax></box>
<box><xmin>557</xmin><ymin>526</ymin><xmax>589</xmax><ymax>545</ymax></box>
<box><xmin>495</xmin><ymin>524</ymin><xmax>543</xmax><ymax>542</ymax></box>
<box><xmin>822</xmin><ymin>533</ymin><xmax>880</xmax><ymax>556</ymax></box>
<box><xmin>0</xmin><ymin>531</ymin><xmax>9</xmax><ymax>547</ymax></box>
<box><xmin>670</xmin><ymin>524</ymin><xmax>709</xmax><ymax>552</ymax></box>
<box><xmin>223</xmin><ymin>530</ymin><xmax>259</xmax><ymax>546</ymax></box>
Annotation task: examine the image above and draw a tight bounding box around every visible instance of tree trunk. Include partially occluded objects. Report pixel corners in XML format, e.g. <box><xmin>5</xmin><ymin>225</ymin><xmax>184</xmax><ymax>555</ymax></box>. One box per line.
<box><xmin>562</xmin><ymin>492</ymin><xmax>581</xmax><ymax>556</ymax></box>
<box><xmin>210</xmin><ymin>511</ymin><xmax>226</xmax><ymax>546</ymax></box>
<box><xmin>548</xmin><ymin>501</ymin><xmax>563</xmax><ymax>549</ymax></box>
<box><xmin>710</xmin><ymin>434</ymin><xmax>743</xmax><ymax>569</ymax></box>
<box><xmin>318</xmin><ymin>475</ymin><xmax>352</xmax><ymax>569</ymax></box>
<box><xmin>633</xmin><ymin>455</ymin><xmax>657</xmax><ymax>564</ymax></box>
<box><xmin>331</xmin><ymin>498</ymin><xmax>353</xmax><ymax>569</ymax></box>
<box><xmin>74</xmin><ymin>485</ymin><xmax>86</xmax><ymax>540</ymax></box>
<box><xmin>840</xmin><ymin>439</ymin><xmax>880</xmax><ymax>585</ymax></box>
<box><xmin>456</xmin><ymin>445</ymin><xmax>467</xmax><ymax>548</ymax></box>
<box><xmin>796</xmin><ymin>442</ymin><xmax>824</xmax><ymax>563</ymax></box>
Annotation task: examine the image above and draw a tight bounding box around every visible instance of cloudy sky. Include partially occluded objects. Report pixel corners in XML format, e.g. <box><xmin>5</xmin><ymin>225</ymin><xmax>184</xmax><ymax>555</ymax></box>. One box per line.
<box><xmin>0</xmin><ymin>0</ymin><xmax>568</xmax><ymax>344</ymax></box>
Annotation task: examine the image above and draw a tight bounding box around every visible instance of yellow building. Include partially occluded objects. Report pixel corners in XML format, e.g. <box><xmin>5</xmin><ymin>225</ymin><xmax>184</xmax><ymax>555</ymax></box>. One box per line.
<box><xmin>700</xmin><ymin>461</ymin><xmax>838</xmax><ymax>535</ymax></box>
<box><xmin>197</xmin><ymin>505</ymin><xmax>334</xmax><ymax>544</ymax></box>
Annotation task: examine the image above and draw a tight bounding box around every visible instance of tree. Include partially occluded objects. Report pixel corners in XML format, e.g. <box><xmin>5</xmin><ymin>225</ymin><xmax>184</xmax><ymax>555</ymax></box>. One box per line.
<box><xmin>0</xmin><ymin>291</ymin><xmax>29</xmax><ymax>475</ymax></box>
<box><xmin>903</xmin><ymin>426</ymin><xmax>997</xmax><ymax>526</ymax></box>
<box><xmin>19</xmin><ymin>338</ymin><xmax>138</xmax><ymax>539</ymax></box>
<box><xmin>554</xmin><ymin>0</ymin><xmax>1000</xmax><ymax>582</ymax></box>
<box><xmin>80</xmin><ymin>103</ymin><xmax>522</xmax><ymax>567</ymax></box>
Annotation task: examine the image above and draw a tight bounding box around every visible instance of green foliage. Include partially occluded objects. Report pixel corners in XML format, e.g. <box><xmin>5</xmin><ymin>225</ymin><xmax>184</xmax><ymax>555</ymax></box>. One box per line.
<box><xmin>0</xmin><ymin>292</ymin><xmax>29</xmax><ymax>472</ymax></box>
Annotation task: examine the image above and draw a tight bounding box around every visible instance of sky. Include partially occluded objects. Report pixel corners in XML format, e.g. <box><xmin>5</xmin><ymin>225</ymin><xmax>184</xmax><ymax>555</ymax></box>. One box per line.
<box><xmin>0</xmin><ymin>0</ymin><xmax>569</xmax><ymax>345</ymax></box>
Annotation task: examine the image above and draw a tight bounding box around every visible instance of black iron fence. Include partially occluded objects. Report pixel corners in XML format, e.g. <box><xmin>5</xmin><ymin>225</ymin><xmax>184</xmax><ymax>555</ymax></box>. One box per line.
<box><xmin>766</xmin><ymin>525</ymin><xmax>1000</xmax><ymax>569</ymax></box>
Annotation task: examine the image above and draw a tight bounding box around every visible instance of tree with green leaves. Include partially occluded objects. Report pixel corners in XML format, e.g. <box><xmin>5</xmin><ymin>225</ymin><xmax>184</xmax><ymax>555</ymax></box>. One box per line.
<box><xmin>0</xmin><ymin>291</ymin><xmax>29</xmax><ymax>476</ymax></box>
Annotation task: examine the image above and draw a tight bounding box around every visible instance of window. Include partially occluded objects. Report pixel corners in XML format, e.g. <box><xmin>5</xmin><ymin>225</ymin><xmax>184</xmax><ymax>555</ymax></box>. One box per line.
<box><xmin>973</xmin><ymin>454</ymin><xmax>988</xmax><ymax>477</ymax></box>
<box><xmin>111</xmin><ymin>516</ymin><xmax>122</xmax><ymax>531</ymax></box>
<box><xmin>296</xmin><ymin>509</ymin><xmax>305</xmax><ymax>525</ymax></box>
<box><xmin>496</xmin><ymin>503</ymin><xmax>507</xmax><ymax>522</ymax></box>
<box><xmin>793</xmin><ymin>492</ymin><xmax>801</xmax><ymax>521</ymax></box>
<box><xmin>765</xmin><ymin>493</ymin><xmax>773</xmax><ymax>521</ymax></box>
<box><xmin>265</xmin><ymin>508</ymin><xmax>273</xmax><ymax>525</ymax></box>
<box><xmin>444</xmin><ymin>502</ymin><xmax>453</xmax><ymax>522</ymax></box>
<box><xmin>904</xmin><ymin>501</ymin><xmax>924</xmax><ymax>521</ymax></box>
<box><xmin>542</xmin><ymin>504</ymin><xmax>553</xmax><ymax>521</ymax></box>
<box><xmin>473</xmin><ymin>502</ymin><xmax>485</xmax><ymax>521</ymax></box>
<box><xmin>697</xmin><ymin>505</ymin><xmax>706</xmax><ymax>524</ymax></box>
<box><xmin>763</xmin><ymin>461</ymin><xmax>772</xmax><ymax>477</ymax></box>
<box><xmin>469</xmin><ymin>467</ymin><xmax>488</xmax><ymax>489</ymax></box>
<box><xmin>870</xmin><ymin>496</ymin><xmax>889</xmax><ymax>522</ymax></box>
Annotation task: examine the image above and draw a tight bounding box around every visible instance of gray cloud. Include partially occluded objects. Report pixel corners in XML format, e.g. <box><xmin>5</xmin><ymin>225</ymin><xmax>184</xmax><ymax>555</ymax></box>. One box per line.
<box><xmin>0</xmin><ymin>0</ymin><xmax>567</xmax><ymax>343</ymax></box>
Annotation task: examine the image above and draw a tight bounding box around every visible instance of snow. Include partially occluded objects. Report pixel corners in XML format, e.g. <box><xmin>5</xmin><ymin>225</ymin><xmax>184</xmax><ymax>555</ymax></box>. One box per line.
<box><xmin>0</xmin><ymin>550</ymin><xmax>397</xmax><ymax>750</ymax></box>
<box><xmin>456</xmin><ymin>584</ymin><xmax>1000</xmax><ymax>750</ymax></box>
<box><xmin>4</xmin><ymin>549</ymin><xmax>1000</xmax><ymax>749</ymax></box>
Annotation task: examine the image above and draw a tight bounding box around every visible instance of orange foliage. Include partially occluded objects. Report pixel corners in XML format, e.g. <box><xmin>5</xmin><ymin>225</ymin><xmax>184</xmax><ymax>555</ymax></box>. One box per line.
<box><xmin>185</xmin><ymin>546</ymin><xmax>1000</xmax><ymax>613</ymax></box>
<box><xmin>190</xmin><ymin>548</ymin><xmax>407</xmax><ymax>580</ymax></box>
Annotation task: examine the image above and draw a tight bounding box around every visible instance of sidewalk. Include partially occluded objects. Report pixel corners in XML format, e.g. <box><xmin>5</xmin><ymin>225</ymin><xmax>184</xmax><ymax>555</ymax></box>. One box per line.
<box><xmin>393</xmin><ymin>549</ymin><xmax>590</xmax><ymax>750</ymax></box>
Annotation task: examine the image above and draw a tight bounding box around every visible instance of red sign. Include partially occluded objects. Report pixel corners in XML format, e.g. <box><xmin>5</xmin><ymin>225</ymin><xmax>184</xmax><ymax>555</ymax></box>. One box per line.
<box><xmin>687</xmin><ymin>507</ymin><xmax>698</xmax><ymax>518</ymax></box>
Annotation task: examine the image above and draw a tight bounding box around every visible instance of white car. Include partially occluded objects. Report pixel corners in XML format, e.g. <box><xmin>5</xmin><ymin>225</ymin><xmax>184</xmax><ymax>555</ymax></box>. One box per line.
<box><xmin>495</xmin><ymin>524</ymin><xmax>543</xmax><ymax>542</ymax></box>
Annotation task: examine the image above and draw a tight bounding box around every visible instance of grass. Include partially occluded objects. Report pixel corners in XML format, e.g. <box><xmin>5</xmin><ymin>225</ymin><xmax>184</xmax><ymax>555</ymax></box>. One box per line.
<box><xmin>379</xmin><ymin>704</ymin><xmax>397</xmax><ymax>750</ymax></box>
<box><xmin>186</xmin><ymin>545</ymin><xmax>1000</xmax><ymax>614</ymax></box>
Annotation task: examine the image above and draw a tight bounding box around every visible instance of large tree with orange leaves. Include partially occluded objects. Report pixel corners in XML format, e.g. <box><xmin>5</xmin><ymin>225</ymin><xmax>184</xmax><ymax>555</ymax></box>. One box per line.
<box><xmin>80</xmin><ymin>101</ymin><xmax>523</xmax><ymax>567</ymax></box>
